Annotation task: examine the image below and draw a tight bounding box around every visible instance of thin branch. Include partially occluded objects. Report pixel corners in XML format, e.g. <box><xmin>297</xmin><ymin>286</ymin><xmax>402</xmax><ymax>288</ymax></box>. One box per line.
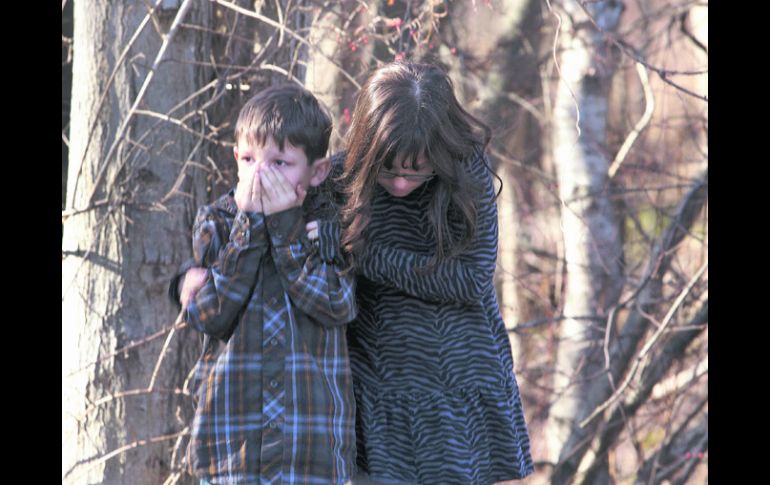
<box><xmin>505</xmin><ymin>91</ymin><xmax>546</xmax><ymax>125</ymax></box>
<box><xmin>61</xmin><ymin>205</ymin><xmax>116</xmax><ymax>301</ymax></box>
<box><xmin>212</xmin><ymin>0</ymin><xmax>361</xmax><ymax>89</ymax></box>
<box><xmin>80</xmin><ymin>388</ymin><xmax>191</xmax><ymax>420</ymax></box>
<box><xmin>544</xmin><ymin>0</ymin><xmax>582</xmax><ymax>140</ymax></box>
<box><xmin>609</xmin><ymin>61</ymin><xmax>655</xmax><ymax>179</ymax></box>
<box><xmin>69</xmin><ymin>0</ymin><xmax>164</xmax><ymax>210</ymax></box>
<box><xmin>64</xmin><ymin>428</ymin><xmax>190</xmax><ymax>483</ymax></box>
<box><xmin>576</xmin><ymin>1</ymin><xmax>707</xmax><ymax>102</ymax></box>
<box><xmin>509</xmin><ymin>314</ymin><xmax>605</xmax><ymax>333</ymax></box>
<box><xmin>133</xmin><ymin>109</ymin><xmax>221</xmax><ymax>143</ymax></box>
<box><xmin>651</xmin><ymin>356</ymin><xmax>707</xmax><ymax>400</ymax></box>
<box><xmin>679</xmin><ymin>10</ymin><xmax>707</xmax><ymax>54</ymax></box>
<box><xmin>579</xmin><ymin>260</ymin><xmax>707</xmax><ymax>427</ymax></box>
<box><xmin>158</xmin><ymin>121</ymin><xmax>208</xmax><ymax>205</ymax></box>
<box><xmin>63</xmin><ymin>318</ymin><xmax>187</xmax><ymax>378</ymax></box>
<box><xmin>61</xmin><ymin>199</ymin><xmax>110</xmax><ymax>222</ymax></box>
<box><xmin>575</xmin><ymin>300</ymin><xmax>708</xmax><ymax>482</ymax></box>
<box><xmin>148</xmin><ymin>318</ymin><xmax>180</xmax><ymax>390</ymax></box>
<box><xmin>161</xmin><ymin>471</ymin><xmax>184</xmax><ymax>485</ymax></box>
<box><xmin>85</xmin><ymin>0</ymin><xmax>194</xmax><ymax>208</ymax></box>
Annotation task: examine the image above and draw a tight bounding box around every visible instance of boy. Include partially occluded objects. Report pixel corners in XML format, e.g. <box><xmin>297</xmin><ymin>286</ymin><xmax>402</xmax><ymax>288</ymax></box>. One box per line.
<box><xmin>171</xmin><ymin>84</ymin><xmax>356</xmax><ymax>485</ymax></box>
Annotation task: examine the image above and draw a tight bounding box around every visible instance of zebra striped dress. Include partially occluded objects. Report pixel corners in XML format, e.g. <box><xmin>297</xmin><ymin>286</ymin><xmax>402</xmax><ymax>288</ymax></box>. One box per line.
<box><xmin>346</xmin><ymin>145</ymin><xmax>535</xmax><ymax>484</ymax></box>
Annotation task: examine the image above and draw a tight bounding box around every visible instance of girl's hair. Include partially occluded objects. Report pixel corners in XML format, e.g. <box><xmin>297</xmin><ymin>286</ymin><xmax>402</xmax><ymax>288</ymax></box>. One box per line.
<box><xmin>340</xmin><ymin>61</ymin><xmax>494</xmax><ymax>269</ymax></box>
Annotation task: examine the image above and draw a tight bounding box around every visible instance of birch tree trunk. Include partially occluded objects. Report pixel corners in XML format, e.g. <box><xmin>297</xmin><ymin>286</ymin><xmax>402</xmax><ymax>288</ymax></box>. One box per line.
<box><xmin>544</xmin><ymin>2</ymin><xmax>625</xmax><ymax>484</ymax></box>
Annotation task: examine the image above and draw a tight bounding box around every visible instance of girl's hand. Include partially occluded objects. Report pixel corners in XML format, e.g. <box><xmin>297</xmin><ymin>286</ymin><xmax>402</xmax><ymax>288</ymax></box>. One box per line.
<box><xmin>180</xmin><ymin>267</ymin><xmax>208</xmax><ymax>309</ymax></box>
<box><xmin>306</xmin><ymin>220</ymin><xmax>319</xmax><ymax>240</ymax></box>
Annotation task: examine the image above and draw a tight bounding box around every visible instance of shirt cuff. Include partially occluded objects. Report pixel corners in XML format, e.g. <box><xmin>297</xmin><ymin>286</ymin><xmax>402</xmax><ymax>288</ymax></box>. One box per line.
<box><xmin>230</xmin><ymin>210</ymin><xmax>267</xmax><ymax>248</ymax></box>
<box><xmin>317</xmin><ymin>220</ymin><xmax>342</xmax><ymax>263</ymax></box>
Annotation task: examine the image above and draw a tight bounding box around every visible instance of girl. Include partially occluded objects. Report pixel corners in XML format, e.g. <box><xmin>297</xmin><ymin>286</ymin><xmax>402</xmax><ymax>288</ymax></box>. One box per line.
<box><xmin>311</xmin><ymin>61</ymin><xmax>534</xmax><ymax>485</ymax></box>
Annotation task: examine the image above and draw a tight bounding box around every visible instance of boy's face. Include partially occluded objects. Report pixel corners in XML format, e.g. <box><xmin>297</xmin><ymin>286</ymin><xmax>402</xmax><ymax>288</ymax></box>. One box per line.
<box><xmin>234</xmin><ymin>135</ymin><xmax>330</xmax><ymax>192</ymax></box>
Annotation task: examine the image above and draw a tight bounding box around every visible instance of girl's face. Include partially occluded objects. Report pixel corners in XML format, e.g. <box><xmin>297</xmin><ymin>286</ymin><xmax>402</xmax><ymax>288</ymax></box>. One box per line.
<box><xmin>377</xmin><ymin>155</ymin><xmax>436</xmax><ymax>197</ymax></box>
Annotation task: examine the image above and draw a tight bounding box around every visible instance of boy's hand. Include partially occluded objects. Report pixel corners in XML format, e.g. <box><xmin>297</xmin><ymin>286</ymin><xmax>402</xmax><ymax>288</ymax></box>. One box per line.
<box><xmin>306</xmin><ymin>220</ymin><xmax>319</xmax><ymax>240</ymax></box>
<box><xmin>180</xmin><ymin>267</ymin><xmax>208</xmax><ymax>309</ymax></box>
<box><xmin>260</xmin><ymin>165</ymin><xmax>307</xmax><ymax>215</ymax></box>
<box><xmin>234</xmin><ymin>163</ymin><xmax>263</xmax><ymax>213</ymax></box>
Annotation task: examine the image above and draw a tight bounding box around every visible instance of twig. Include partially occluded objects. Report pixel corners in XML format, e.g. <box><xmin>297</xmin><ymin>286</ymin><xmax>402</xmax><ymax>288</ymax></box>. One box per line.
<box><xmin>579</xmin><ymin>260</ymin><xmax>707</xmax><ymax>428</ymax></box>
<box><xmin>64</xmin><ymin>428</ymin><xmax>190</xmax><ymax>483</ymax></box>
<box><xmin>609</xmin><ymin>61</ymin><xmax>655</xmax><ymax>179</ymax></box>
<box><xmin>212</xmin><ymin>0</ymin><xmax>361</xmax><ymax>89</ymax></box>
<box><xmin>679</xmin><ymin>11</ymin><xmax>707</xmax><ymax>54</ymax></box>
<box><xmin>575</xmin><ymin>1</ymin><xmax>707</xmax><ymax>102</ymax></box>
<box><xmin>63</xmin><ymin>317</ymin><xmax>187</xmax><ymax>378</ymax></box>
<box><xmin>61</xmin><ymin>199</ymin><xmax>110</xmax><ymax>222</ymax></box>
<box><xmin>70</xmin><ymin>0</ymin><xmax>164</xmax><ymax>210</ymax></box>
<box><xmin>148</xmin><ymin>318</ymin><xmax>180</xmax><ymax>390</ymax></box>
<box><xmin>133</xmin><ymin>109</ymin><xmax>221</xmax><ymax>144</ymax></box>
<box><xmin>505</xmin><ymin>91</ymin><xmax>546</xmax><ymax>125</ymax></box>
<box><xmin>85</xmin><ymin>0</ymin><xmax>194</xmax><ymax>208</ymax></box>
<box><xmin>81</xmin><ymin>388</ymin><xmax>191</xmax><ymax>420</ymax></box>
<box><xmin>544</xmin><ymin>0</ymin><xmax>582</xmax><ymax>140</ymax></box>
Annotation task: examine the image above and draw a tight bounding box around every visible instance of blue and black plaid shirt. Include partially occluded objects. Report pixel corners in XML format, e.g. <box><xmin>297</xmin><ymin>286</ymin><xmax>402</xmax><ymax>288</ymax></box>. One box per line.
<box><xmin>179</xmin><ymin>186</ymin><xmax>356</xmax><ymax>485</ymax></box>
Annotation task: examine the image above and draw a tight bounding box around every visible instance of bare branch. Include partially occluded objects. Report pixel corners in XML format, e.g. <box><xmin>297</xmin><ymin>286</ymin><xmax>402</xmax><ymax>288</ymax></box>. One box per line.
<box><xmin>608</xmin><ymin>62</ymin><xmax>655</xmax><ymax>179</ymax></box>
<box><xmin>80</xmin><ymin>388</ymin><xmax>192</xmax><ymax>420</ymax></box>
<box><xmin>63</xmin><ymin>428</ymin><xmax>191</xmax><ymax>483</ymax></box>
<box><xmin>63</xmin><ymin>318</ymin><xmax>187</xmax><ymax>378</ymax></box>
<box><xmin>580</xmin><ymin>260</ymin><xmax>707</xmax><ymax>428</ymax></box>
<box><xmin>212</xmin><ymin>0</ymin><xmax>361</xmax><ymax>89</ymax></box>
<box><xmin>576</xmin><ymin>1</ymin><xmax>707</xmax><ymax>102</ymax></box>
<box><xmin>69</xmin><ymin>0</ymin><xmax>164</xmax><ymax>210</ymax></box>
<box><xmin>85</xmin><ymin>0</ymin><xmax>195</xmax><ymax>208</ymax></box>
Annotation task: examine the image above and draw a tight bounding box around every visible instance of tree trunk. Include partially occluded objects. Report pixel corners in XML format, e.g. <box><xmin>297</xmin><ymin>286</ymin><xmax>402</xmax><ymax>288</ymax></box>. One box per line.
<box><xmin>62</xmin><ymin>1</ymin><xmax>213</xmax><ymax>483</ymax></box>
<box><xmin>544</xmin><ymin>2</ymin><xmax>625</xmax><ymax>484</ymax></box>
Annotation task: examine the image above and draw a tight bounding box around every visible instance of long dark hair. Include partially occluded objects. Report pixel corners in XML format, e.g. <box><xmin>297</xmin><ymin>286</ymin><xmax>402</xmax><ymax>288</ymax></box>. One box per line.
<box><xmin>340</xmin><ymin>61</ymin><xmax>494</xmax><ymax>269</ymax></box>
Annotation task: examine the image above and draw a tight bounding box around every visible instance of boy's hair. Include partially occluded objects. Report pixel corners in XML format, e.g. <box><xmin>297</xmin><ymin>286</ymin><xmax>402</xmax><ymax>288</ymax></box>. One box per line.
<box><xmin>235</xmin><ymin>84</ymin><xmax>332</xmax><ymax>163</ymax></box>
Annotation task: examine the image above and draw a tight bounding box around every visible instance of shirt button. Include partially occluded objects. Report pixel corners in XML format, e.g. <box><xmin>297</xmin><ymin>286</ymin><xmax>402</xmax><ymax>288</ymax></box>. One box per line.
<box><xmin>270</xmin><ymin>338</ymin><xmax>278</xmax><ymax>346</ymax></box>
<box><xmin>270</xmin><ymin>379</ymin><xmax>278</xmax><ymax>388</ymax></box>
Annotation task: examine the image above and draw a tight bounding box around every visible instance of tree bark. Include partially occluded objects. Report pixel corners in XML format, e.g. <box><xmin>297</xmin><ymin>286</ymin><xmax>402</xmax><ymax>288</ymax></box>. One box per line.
<box><xmin>62</xmin><ymin>1</ymin><xmax>213</xmax><ymax>483</ymax></box>
<box><xmin>544</xmin><ymin>2</ymin><xmax>625</xmax><ymax>484</ymax></box>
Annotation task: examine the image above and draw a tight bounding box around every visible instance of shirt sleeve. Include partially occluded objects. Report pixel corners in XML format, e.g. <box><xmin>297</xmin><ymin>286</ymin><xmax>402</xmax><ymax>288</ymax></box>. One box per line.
<box><xmin>185</xmin><ymin>205</ymin><xmax>270</xmax><ymax>341</ymax></box>
<box><xmin>360</xmin><ymin>148</ymin><xmax>498</xmax><ymax>305</ymax></box>
<box><xmin>266</xmin><ymin>206</ymin><xmax>357</xmax><ymax>328</ymax></box>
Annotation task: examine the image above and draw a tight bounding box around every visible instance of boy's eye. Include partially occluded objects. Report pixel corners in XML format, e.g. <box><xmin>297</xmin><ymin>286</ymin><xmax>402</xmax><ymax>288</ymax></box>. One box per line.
<box><xmin>274</xmin><ymin>159</ymin><xmax>287</xmax><ymax>167</ymax></box>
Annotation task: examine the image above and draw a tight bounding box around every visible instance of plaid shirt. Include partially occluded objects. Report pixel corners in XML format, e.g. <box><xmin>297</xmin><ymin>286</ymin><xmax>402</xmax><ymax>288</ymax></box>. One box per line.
<box><xmin>181</xmin><ymin>189</ymin><xmax>357</xmax><ymax>485</ymax></box>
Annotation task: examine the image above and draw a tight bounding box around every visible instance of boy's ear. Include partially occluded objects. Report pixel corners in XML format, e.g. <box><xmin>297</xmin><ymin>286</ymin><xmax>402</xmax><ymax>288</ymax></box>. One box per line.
<box><xmin>233</xmin><ymin>145</ymin><xmax>239</xmax><ymax>161</ymax></box>
<box><xmin>309</xmin><ymin>157</ymin><xmax>332</xmax><ymax>187</ymax></box>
